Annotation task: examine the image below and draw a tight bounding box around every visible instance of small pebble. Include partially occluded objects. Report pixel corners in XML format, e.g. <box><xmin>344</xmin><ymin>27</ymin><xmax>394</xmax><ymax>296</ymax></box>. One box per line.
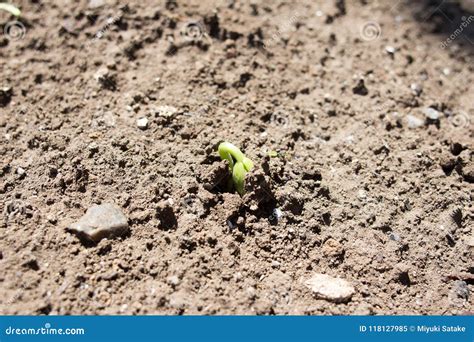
<box><xmin>67</xmin><ymin>203</ymin><xmax>129</xmax><ymax>242</ymax></box>
<box><xmin>389</xmin><ymin>232</ymin><xmax>401</xmax><ymax>241</ymax></box>
<box><xmin>136</xmin><ymin>117</ymin><xmax>148</xmax><ymax>130</ymax></box>
<box><xmin>271</xmin><ymin>260</ymin><xmax>281</xmax><ymax>268</ymax></box>
<box><xmin>422</xmin><ymin>107</ymin><xmax>440</xmax><ymax>120</ymax></box>
<box><xmin>385</xmin><ymin>46</ymin><xmax>396</xmax><ymax>54</ymax></box>
<box><xmin>88</xmin><ymin>142</ymin><xmax>99</xmax><ymax>153</ymax></box>
<box><xmin>0</xmin><ymin>86</ymin><xmax>13</xmax><ymax>107</ymax></box>
<box><xmin>47</xmin><ymin>214</ymin><xmax>57</xmax><ymax>224</ymax></box>
<box><xmin>305</xmin><ymin>273</ymin><xmax>355</xmax><ymax>303</ymax></box>
<box><xmin>167</xmin><ymin>275</ymin><xmax>180</xmax><ymax>287</ymax></box>
<box><xmin>410</xmin><ymin>83</ymin><xmax>422</xmax><ymax>96</ymax></box>
<box><xmin>452</xmin><ymin>280</ymin><xmax>469</xmax><ymax>300</ymax></box>
<box><xmin>272</xmin><ymin>208</ymin><xmax>283</xmax><ymax>221</ymax></box>
<box><xmin>154</xmin><ymin>105</ymin><xmax>178</xmax><ymax>117</ymax></box>
<box><xmin>406</xmin><ymin>114</ymin><xmax>424</xmax><ymax>129</ymax></box>
<box><xmin>16</xmin><ymin>167</ymin><xmax>25</xmax><ymax>176</ymax></box>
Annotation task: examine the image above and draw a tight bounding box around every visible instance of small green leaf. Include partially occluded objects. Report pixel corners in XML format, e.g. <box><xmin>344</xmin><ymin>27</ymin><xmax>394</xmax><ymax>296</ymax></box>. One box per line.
<box><xmin>218</xmin><ymin>141</ymin><xmax>254</xmax><ymax>195</ymax></box>
<box><xmin>232</xmin><ymin>161</ymin><xmax>246</xmax><ymax>195</ymax></box>
<box><xmin>267</xmin><ymin>150</ymin><xmax>278</xmax><ymax>158</ymax></box>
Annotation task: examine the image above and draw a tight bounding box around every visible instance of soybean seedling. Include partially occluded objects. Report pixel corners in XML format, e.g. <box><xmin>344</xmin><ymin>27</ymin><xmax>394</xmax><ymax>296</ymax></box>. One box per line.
<box><xmin>0</xmin><ymin>3</ymin><xmax>21</xmax><ymax>16</ymax></box>
<box><xmin>218</xmin><ymin>141</ymin><xmax>254</xmax><ymax>195</ymax></box>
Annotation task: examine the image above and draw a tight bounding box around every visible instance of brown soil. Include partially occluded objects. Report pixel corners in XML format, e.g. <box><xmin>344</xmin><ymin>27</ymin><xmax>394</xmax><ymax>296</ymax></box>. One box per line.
<box><xmin>1</xmin><ymin>0</ymin><xmax>473</xmax><ymax>315</ymax></box>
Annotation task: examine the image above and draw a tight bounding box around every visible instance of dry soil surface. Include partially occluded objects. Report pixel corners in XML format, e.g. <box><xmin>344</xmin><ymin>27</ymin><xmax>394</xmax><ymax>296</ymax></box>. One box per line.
<box><xmin>1</xmin><ymin>0</ymin><xmax>473</xmax><ymax>315</ymax></box>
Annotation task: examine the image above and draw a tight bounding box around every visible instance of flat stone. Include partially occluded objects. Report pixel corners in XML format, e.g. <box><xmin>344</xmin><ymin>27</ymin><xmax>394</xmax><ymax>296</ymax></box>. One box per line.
<box><xmin>423</xmin><ymin>107</ymin><xmax>440</xmax><ymax>120</ymax></box>
<box><xmin>305</xmin><ymin>273</ymin><xmax>355</xmax><ymax>302</ymax></box>
<box><xmin>67</xmin><ymin>203</ymin><xmax>128</xmax><ymax>242</ymax></box>
<box><xmin>406</xmin><ymin>114</ymin><xmax>424</xmax><ymax>129</ymax></box>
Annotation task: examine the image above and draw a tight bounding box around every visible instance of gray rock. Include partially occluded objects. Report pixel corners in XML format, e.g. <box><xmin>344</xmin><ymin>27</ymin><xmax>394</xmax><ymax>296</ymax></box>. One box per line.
<box><xmin>305</xmin><ymin>273</ymin><xmax>355</xmax><ymax>302</ymax></box>
<box><xmin>452</xmin><ymin>280</ymin><xmax>469</xmax><ymax>300</ymax></box>
<box><xmin>406</xmin><ymin>114</ymin><xmax>424</xmax><ymax>129</ymax></box>
<box><xmin>67</xmin><ymin>203</ymin><xmax>128</xmax><ymax>242</ymax></box>
<box><xmin>423</xmin><ymin>107</ymin><xmax>440</xmax><ymax>120</ymax></box>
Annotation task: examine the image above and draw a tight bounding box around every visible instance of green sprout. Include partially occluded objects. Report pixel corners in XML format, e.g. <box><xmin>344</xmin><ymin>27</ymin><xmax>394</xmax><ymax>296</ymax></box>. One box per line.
<box><xmin>0</xmin><ymin>3</ymin><xmax>21</xmax><ymax>17</ymax></box>
<box><xmin>218</xmin><ymin>141</ymin><xmax>254</xmax><ymax>195</ymax></box>
<box><xmin>267</xmin><ymin>150</ymin><xmax>279</xmax><ymax>158</ymax></box>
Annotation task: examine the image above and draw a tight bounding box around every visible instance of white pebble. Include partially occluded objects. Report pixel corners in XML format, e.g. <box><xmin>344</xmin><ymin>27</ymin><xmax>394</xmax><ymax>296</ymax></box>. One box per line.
<box><xmin>136</xmin><ymin>117</ymin><xmax>148</xmax><ymax>130</ymax></box>
<box><xmin>385</xmin><ymin>46</ymin><xmax>396</xmax><ymax>54</ymax></box>
<box><xmin>305</xmin><ymin>273</ymin><xmax>355</xmax><ymax>302</ymax></box>
<box><xmin>410</xmin><ymin>83</ymin><xmax>422</xmax><ymax>96</ymax></box>
<box><xmin>273</xmin><ymin>208</ymin><xmax>283</xmax><ymax>220</ymax></box>
<box><xmin>406</xmin><ymin>114</ymin><xmax>424</xmax><ymax>129</ymax></box>
<box><xmin>422</xmin><ymin>107</ymin><xmax>440</xmax><ymax>120</ymax></box>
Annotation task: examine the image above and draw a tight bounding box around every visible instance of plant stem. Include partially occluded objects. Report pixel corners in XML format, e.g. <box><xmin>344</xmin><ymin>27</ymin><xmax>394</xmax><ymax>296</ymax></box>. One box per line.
<box><xmin>0</xmin><ymin>3</ymin><xmax>21</xmax><ymax>17</ymax></box>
